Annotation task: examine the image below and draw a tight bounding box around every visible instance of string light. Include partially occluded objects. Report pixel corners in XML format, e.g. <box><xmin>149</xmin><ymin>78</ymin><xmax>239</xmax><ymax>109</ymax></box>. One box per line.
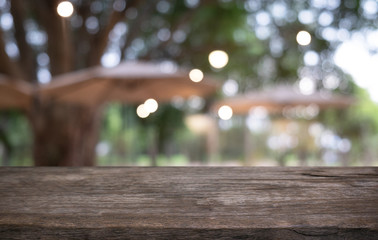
<box><xmin>296</xmin><ymin>30</ymin><xmax>311</xmax><ymax>46</ymax></box>
<box><xmin>209</xmin><ymin>50</ymin><xmax>229</xmax><ymax>69</ymax></box>
<box><xmin>189</xmin><ymin>69</ymin><xmax>204</xmax><ymax>82</ymax></box>
<box><xmin>218</xmin><ymin>105</ymin><xmax>233</xmax><ymax>120</ymax></box>
<box><xmin>144</xmin><ymin>98</ymin><xmax>158</xmax><ymax>113</ymax></box>
<box><xmin>57</xmin><ymin>1</ymin><xmax>74</xmax><ymax>18</ymax></box>
<box><xmin>136</xmin><ymin>104</ymin><xmax>149</xmax><ymax>118</ymax></box>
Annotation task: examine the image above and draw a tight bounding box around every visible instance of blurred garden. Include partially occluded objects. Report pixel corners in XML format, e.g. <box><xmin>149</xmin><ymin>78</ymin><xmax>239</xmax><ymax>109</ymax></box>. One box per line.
<box><xmin>0</xmin><ymin>0</ymin><xmax>378</xmax><ymax>166</ymax></box>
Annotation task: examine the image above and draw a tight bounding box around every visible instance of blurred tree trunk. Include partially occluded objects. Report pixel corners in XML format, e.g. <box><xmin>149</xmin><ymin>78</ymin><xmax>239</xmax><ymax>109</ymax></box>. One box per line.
<box><xmin>29</xmin><ymin>103</ymin><xmax>102</xmax><ymax>166</ymax></box>
<box><xmin>1</xmin><ymin>0</ymin><xmax>211</xmax><ymax>166</ymax></box>
<box><xmin>2</xmin><ymin>0</ymin><xmax>137</xmax><ymax>166</ymax></box>
<box><xmin>148</xmin><ymin>127</ymin><xmax>158</xmax><ymax>167</ymax></box>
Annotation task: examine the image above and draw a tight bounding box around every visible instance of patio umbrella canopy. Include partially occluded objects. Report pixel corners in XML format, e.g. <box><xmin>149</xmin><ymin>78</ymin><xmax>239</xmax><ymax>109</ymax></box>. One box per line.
<box><xmin>40</xmin><ymin>61</ymin><xmax>218</xmax><ymax>107</ymax></box>
<box><xmin>213</xmin><ymin>85</ymin><xmax>355</xmax><ymax>115</ymax></box>
<box><xmin>0</xmin><ymin>75</ymin><xmax>32</xmax><ymax>110</ymax></box>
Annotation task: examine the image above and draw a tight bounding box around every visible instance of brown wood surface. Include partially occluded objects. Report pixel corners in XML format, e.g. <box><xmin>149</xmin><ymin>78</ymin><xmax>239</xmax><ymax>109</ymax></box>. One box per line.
<box><xmin>0</xmin><ymin>167</ymin><xmax>377</xmax><ymax>239</ymax></box>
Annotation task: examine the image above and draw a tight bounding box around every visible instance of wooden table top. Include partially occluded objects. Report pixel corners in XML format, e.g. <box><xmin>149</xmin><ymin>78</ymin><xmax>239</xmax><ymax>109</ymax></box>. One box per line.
<box><xmin>0</xmin><ymin>167</ymin><xmax>377</xmax><ymax>239</ymax></box>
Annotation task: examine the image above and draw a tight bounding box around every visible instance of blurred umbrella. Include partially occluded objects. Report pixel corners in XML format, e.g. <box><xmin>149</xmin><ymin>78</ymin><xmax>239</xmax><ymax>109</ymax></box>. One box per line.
<box><xmin>213</xmin><ymin>85</ymin><xmax>355</xmax><ymax>115</ymax></box>
<box><xmin>0</xmin><ymin>75</ymin><xmax>32</xmax><ymax>110</ymax></box>
<box><xmin>40</xmin><ymin>61</ymin><xmax>218</xmax><ymax>106</ymax></box>
<box><xmin>213</xmin><ymin>85</ymin><xmax>356</xmax><ymax>166</ymax></box>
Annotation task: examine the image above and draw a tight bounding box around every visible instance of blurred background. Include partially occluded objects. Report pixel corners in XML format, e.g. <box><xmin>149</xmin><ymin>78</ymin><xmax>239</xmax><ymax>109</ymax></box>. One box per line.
<box><xmin>0</xmin><ymin>0</ymin><xmax>377</xmax><ymax>166</ymax></box>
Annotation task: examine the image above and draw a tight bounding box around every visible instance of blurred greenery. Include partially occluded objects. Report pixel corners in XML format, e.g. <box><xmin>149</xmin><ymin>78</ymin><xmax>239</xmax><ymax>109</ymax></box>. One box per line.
<box><xmin>0</xmin><ymin>110</ymin><xmax>32</xmax><ymax>166</ymax></box>
<box><xmin>321</xmin><ymin>85</ymin><xmax>378</xmax><ymax>166</ymax></box>
<box><xmin>0</xmin><ymin>0</ymin><xmax>377</xmax><ymax>166</ymax></box>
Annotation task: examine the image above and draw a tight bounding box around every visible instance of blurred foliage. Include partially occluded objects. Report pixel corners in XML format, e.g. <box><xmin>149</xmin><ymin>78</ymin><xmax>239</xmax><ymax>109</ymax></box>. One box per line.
<box><xmin>320</xmin><ymin>85</ymin><xmax>378</xmax><ymax>165</ymax></box>
<box><xmin>1</xmin><ymin>0</ymin><xmax>377</xmax><ymax>165</ymax></box>
<box><xmin>99</xmin><ymin>102</ymin><xmax>205</xmax><ymax>165</ymax></box>
<box><xmin>0</xmin><ymin>110</ymin><xmax>32</xmax><ymax>166</ymax></box>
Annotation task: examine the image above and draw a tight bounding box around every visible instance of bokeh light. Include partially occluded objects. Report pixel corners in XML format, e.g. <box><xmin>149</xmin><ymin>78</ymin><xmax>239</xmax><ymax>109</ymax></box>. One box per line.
<box><xmin>304</xmin><ymin>51</ymin><xmax>319</xmax><ymax>66</ymax></box>
<box><xmin>188</xmin><ymin>95</ymin><xmax>205</xmax><ymax>110</ymax></box>
<box><xmin>208</xmin><ymin>50</ymin><xmax>229</xmax><ymax>69</ymax></box>
<box><xmin>296</xmin><ymin>30</ymin><xmax>311</xmax><ymax>46</ymax></box>
<box><xmin>5</xmin><ymin>42</ymin><xmax>19</xmax><ymax>58</ymax></box>
<box><xmin>136</xmin><ymin>104</ymin><xmax>150</xmax><ymax>118</ymax></box>
<box><xmin>323</xmin><ymin>75</ymin><xmax>340</xmax><ymax>89</ymax></box>
<box><xmin>144</xmin><ymin>98</ymin><xmax>158</xmax><ymax>113</ymax></box>
<box><xmin>101</xmin><ymin>51</ymin><xmax>120</xmax><ymax>68</ymax></box>
<box><xmin>318</xmin><ymin>11</ymin><xmax>333</xmax><ymax>26</ymax></box>
<box><xmin>218</xmin><ymin>105</ymin><xmax>233</xmax><ymax>120</ymax></box>
<box><xmin>37</xmin><ymin>68</ymin><xmax>51</xmax><ymax>84</ymax></box>
<box><xmin>298</xmin><ymin>10</ymin><xmax>315</xmax><ymax>25</ymax></box>
<box><xmin>37</xmin><ymin>53</ymin><xmax>50</xmax><ymax>67</ymax></box>
<box><xmin>185</xmin><ymin>114</ymin><xmax>214</xmax><ymax>134</ymax></box>
<box><xmin>246</xmin><ymin>107</ymin><xmax>270</xmax><ymax>133</ymax></box>
<box><xmin>171</xmin><ymin>96</ymin><xmax>185</xmax><ymax>109</ymax></box>
<box><xmin>0</xmin><ymin>13</ymin><xmax>13</xmax><ymax>31</ymax></box>
<box><xmin>189</xmin><ymin>69</ymin><xmax>203</xmax><ymax>82</ymax></box>
<box><xmin>85</xmin><ymin>16</ymin><xmax>99</xmax><ymax>33</ymax></box>
<box><xmin>299</xmin><ymin>77</ymin><xmax>316</xmax><ymax>95</ymax></box>
<box><xmin>222</xmin><ymin>79</ymin><xmax>239</xmax><ymax>96</ymax></box>
<box><xmin>57</xmin><ymin>1</ymin><xmax>74</xmax><ymax>18</ymax></box>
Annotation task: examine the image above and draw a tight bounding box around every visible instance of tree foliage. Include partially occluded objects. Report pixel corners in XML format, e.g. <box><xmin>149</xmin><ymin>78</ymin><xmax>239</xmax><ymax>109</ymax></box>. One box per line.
<box><xmin>0</xmin><ymin>0</ymin><xmax>377</xmax><ymax>165</ymax></box>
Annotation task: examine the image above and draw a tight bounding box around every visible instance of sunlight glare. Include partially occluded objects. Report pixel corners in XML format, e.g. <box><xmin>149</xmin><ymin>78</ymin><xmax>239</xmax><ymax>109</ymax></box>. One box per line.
<box><xmin>334</xmin><ymin>36</ymin><xmax>378</xmax><ymax>102</ymax></box>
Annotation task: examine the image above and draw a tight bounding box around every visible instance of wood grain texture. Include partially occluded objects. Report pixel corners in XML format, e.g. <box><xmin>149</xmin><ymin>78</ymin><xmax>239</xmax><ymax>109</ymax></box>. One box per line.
<box><xmin>0</xmin><ymin>167</ymin><xmax>377</xmax><ymax>239</ymax></box>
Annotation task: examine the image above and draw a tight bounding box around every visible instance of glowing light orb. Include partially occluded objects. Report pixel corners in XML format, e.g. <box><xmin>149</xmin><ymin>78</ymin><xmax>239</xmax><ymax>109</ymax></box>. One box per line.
<box><xmin>136</xmin><ymin>104</ymin><xmax>150</xmax><ymax>118</ymax></box>
<box><xmin>57</xmin><ymin>1</ymin><xmax>74</xmax><ymax>18</ymax></box>
<box><xmin>218</xmin><ymin>105</ymin><xmax>233</xmax><ymax>120</ymax></box>
<box><xmin>189</xmin><ymin>69</ymin><xmax>204</xmax><ymax>82</ymax></box>
<box><xmin>299</xmin><ymin>77</ymin><xmax>316</xmax><ymax>95</ymax></box>
<box><xmin>296</xmin><ymin>31</ymin><xmax>311</xmax><ymax>46</ymax></box>
<box><xmin>208</xmin><ymin>50</ymin><xmax>229</xmax><ymax>69</ymax></box>
<box><xmin>222</xmin><ymin>79</ymin><xmax>239</xmax><ymax>96</ymax></box>
<box><xmin>144</xmin><ymin>98</ymin><xmax>158</xmax><ymax>113</ymax></box>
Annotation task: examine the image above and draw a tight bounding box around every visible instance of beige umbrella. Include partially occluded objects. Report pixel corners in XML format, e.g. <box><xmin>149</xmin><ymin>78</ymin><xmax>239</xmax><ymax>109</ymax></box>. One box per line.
<box><xmin>40</xmin><ymin>61</ymin><xmax>218</xmax><ymax>106</ymax></box>
<box><xmin>0</xmin><ymin>75</ymin><xmax>32</xmax><ymax>110</ymax></box>
<box><xmin>213</xmin><ymin>85</ymin><xmax>355</xmax><ymax>115</ymax></box>
<box><xmin>213</xmin><ymin>85</ymin><xmax>356</xmax><ymax>166</ymax></box>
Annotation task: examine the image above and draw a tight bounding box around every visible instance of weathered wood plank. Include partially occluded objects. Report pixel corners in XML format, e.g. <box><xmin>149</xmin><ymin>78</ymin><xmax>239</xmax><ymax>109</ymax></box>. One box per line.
<box><xmin>0</xmin><ymin>167</ymin><xmax>377</xmax><ymax>239</ymax></box>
